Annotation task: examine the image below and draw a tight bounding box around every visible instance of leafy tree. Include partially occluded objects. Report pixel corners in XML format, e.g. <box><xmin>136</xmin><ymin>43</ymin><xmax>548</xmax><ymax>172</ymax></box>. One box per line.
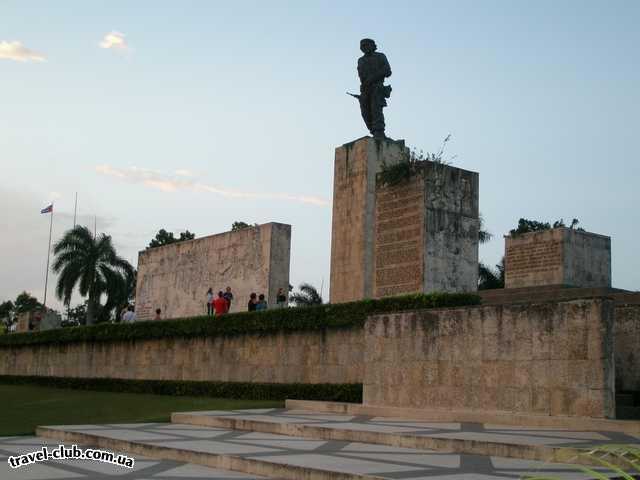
<box><xmin>52</xmin><ymin>226</ymin><xmax>134</xmax><ymax>325</ymax></box>
<box><xmin>231</xmin><ymin>221</ymin><xmax>251</xmax><ymax>232</ymax></box>
<box><xmin>289</xmin><ymin>283</ymin><xmax>323</xmax><ymax>307</ymax></box>
<box><xmin>478</xmin><ymin>258</ymin><xmax>505</xmax><ymax>290</ymax></box>
<box><xmin>179</xmin><ymin>231</ymin><xmax>196</xmax><ymax>241</ymax></box>
<box><xmin>14</xmin><ymin>292</ymin><xmax>42</xmax><ymax>314</ymax></box>
<box><xmin>100</xmin><ymin>268</ymin><xmax>137</xmax><ymax>323</ymax></box>
<box><xmin>510</xmin><ymin>217</ymin><xmax>583</xmax><ymax>236</ymax></box>
<box><xmin>148</xmin><ymin>229</ymin><xmax>195</xmax><ymax>248</ymax></box>
<box><xmin>64</xmin><ymin>302</ymin><xmax>86</xmax><ymax>327</ymax></box>
<box><xmin>0</xmin><ymin>300</ymin><xmax>15</xmax><ymax>332</ymax></box>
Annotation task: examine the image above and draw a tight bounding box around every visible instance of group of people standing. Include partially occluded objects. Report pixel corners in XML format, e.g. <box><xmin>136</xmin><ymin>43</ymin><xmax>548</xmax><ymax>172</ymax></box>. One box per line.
<box><xmin>206</xmin><ymin>287</ymin><xmax>234</xmax><ymax>316</ymax></box>
<box><xmin>206</xmin><ymin>287</ymin><xmax>288</xmax><ymax>315</ymax></box>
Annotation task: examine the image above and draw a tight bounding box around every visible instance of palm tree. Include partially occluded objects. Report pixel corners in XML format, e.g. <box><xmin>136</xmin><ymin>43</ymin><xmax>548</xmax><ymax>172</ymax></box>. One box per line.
<box><xmin>478</xmin><ymin>258</ymin><xmax>505</xmax><ymax>290</ymax></box>
<box><xmin>478</xmin><ymin>213</ymin><xmax>492</xmax><ymax>244</ymax></box>
<box><xmin>52</xmin><ymin>226</ymin><xmax>134</xmax><ymax>325</ymax></box>
<box><xmin>289</xmin><ymin>283</ymin><xmax>323</xmax><ymax>307</ymax></box>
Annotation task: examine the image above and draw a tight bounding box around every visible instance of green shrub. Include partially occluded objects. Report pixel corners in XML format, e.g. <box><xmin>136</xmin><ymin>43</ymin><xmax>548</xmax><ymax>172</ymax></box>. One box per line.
<box><xmin>0</xmin><ymin>375</ymin><xmax>362</xmax><ymax>402</ymax></box>
<box><xmin>0</xmin><ymin>292</ymin><xmax>480</xmax><ymax>348</ymax></box>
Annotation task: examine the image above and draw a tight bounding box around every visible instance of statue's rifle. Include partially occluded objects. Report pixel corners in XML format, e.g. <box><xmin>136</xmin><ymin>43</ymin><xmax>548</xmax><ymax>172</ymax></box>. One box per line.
<box><xmin>346</xmin><ymin>91</ymin><xmax>361</xmax><ymax>100</ymax></box>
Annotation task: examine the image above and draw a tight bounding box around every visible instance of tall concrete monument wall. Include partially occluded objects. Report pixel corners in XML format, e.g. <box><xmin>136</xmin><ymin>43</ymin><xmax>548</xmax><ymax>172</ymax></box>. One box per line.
<box><xmin>135</xmin><ymin>223</ymin><xmax>291</xmax><ymax>319</ymax></box>
<box><xmin>330</xmin><ymin>136</ymin><xmax>479</xmax><ymax>303</ymax></box>
<box><xmin>505</xmin><ymin>228</ymin><xmax>611</xmax><ymax>289</ymax></box>
<box><xmin>330</xmin><ymin>137</ymin><xmax>407</xmax><ymax>303</ymax></box>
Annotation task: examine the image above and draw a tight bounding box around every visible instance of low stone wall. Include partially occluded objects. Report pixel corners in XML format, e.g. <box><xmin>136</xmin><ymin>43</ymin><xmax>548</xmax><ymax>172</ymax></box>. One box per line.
<box><xmin>364</xmin><ymin>298</ymin><xmax>616</xmax><ymax>418</ymax></box>
<box><xmin>0</xmin><ymin>298</ymin><xmax>631</xmax><ymax>419</ymax></box>
<box><xmin>0</xmin><ymin>328</ymin><xmax>363</xmax><ymax>385</ymax></box>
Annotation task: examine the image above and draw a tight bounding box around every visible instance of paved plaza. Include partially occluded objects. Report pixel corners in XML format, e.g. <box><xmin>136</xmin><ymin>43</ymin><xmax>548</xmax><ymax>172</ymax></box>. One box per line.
<box><xmin>3</xmin><ymin>408</ymin><xmax>637</xmax><ymax>479</ymax></box>
<box><xmin>174</xmin><ymin>408</ymin><xmax>640</xmax><ymax>447</ymax></box>
<box><xmin>1</xmin><ymin>435</ymin><xmax>266</xmax><ymax>480</ymax></box>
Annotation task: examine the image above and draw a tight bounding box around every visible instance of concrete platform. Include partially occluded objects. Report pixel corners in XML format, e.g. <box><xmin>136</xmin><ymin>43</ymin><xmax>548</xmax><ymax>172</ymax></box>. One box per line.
<box><xmin>171</xmin><ymin>408</ymin><xmax>640</xmax><ymax>465</ymax></box>
<box><xmin>34</xmin><ymin>421</ymin><xmax>614</xmax><ymax>480</ymax></box>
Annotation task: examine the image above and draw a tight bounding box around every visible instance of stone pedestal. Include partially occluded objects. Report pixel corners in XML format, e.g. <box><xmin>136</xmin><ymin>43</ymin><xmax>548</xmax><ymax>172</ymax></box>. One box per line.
<box><xmin>330</xmin><ymin>137</ymin><xmax>407</xmax><ymax>303</ymax></box>
<box><xmin>330</xmin><ymin>136</ymin><xmax>479</xmax><ymax>303</ymax></box>
<box><xmin>504</xmin><ymin>228</ymin><xmax>611</xmax><ymax>289</ymax></box>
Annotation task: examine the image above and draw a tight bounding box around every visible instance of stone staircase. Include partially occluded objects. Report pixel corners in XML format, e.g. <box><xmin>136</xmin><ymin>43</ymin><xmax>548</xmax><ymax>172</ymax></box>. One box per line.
<box><xmin>35</xmin><ymin>402</ymin><xmax>640</xmax><ymax>480</ymax></box>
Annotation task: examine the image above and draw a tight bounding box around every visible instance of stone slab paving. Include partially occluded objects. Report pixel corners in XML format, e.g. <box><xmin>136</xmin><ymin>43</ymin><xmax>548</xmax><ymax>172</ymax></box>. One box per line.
<box><xmin>1</xmin><ymin>435</ymin><xmax>268</xmax><ymax>480</ymax></box>
<box><xmin>173</xmin><ymin>408</ymin><xmax>640</xmax><ymax>447</ymax></box>
<box><xmin>32</xmin><ymin>422</ymin><xmax>621</xmax><ymax>480</ymax></box>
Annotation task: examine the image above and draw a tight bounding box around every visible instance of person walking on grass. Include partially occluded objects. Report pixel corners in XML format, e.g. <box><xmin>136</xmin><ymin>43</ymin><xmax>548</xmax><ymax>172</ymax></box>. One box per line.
<box><xmin>206</xmin><ymin>287</ymin><xmax>214</xmax><ymax>316</ymax></box>
<box><xmin>214</xmin><ymin>291</ymin><xmax>228</xmax><ymax>316</ymax></box>
<box><xmin>154</xmin><ymin>308</ymin><xmax>162</xmax><ymax>321</ymax></box>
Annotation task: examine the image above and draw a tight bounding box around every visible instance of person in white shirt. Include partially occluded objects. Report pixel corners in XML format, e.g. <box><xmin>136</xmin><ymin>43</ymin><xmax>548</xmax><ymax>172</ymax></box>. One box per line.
<box><xmin>122</xmin><ymin>305</ymin><xmax>136</xmax><ymax>323</ymax></box>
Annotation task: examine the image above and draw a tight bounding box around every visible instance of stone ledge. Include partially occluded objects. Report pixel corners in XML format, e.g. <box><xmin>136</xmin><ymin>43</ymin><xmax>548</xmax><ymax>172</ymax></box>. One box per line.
<box><xmin>285</xmin><ymin>400</ymin><xmax>640</xmax><ymax>434</ymax></box>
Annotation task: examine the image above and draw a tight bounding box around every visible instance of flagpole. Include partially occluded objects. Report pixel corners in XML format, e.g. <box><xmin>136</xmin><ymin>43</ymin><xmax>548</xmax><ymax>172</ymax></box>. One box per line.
<box><xmin>73</xmin><ymin>192</ymin><xmax>77</xmax><ymax>228</ymax></box>
<box><xmin>43</xmin><ymin>204</ymin><xmax>54</xmax><ymax>308</ymax></box>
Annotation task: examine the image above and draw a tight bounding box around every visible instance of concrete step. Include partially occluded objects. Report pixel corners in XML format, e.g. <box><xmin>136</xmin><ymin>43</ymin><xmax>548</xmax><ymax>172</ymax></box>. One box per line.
<box><xmin>284</xmin><ymin>400</ymin><xmax>640</xmax><ymax>434</ymax></box>
<box><xmin>2</xmin><ymin>434</ymin><xmax>270</xmax><ymax>480</ymax></box>
<box><xmin>171</xmin><ymin>408</ymin><xmax>640</xmax><ymax>467</ymax></box>
<box><xmin>34</xmin><ymin>420</ymin><xmax>615</xmax><ymax>480</ymax></box>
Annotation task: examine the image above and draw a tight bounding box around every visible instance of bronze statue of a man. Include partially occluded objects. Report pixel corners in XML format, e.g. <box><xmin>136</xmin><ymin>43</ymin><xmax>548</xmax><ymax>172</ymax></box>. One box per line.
<box><xmin>357</xmin><ymin>38</ymin><xmax>392</xmax><ymax>139</ymax></box>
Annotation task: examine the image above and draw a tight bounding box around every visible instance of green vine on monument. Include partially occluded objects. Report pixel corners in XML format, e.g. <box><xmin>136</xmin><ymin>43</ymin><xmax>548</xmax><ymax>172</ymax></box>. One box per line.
<box><xmin>377</xmin><ymin>134</ymin><xmax>456</xmax><ymax>187</ymax></box>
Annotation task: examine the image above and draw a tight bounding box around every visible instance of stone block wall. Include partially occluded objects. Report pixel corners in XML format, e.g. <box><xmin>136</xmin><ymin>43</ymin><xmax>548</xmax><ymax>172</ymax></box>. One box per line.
<box><xmin>136</xmin><ymin>223</ymin><xmax>291</xmax><ymax>319</ymax></box>
<box><xmin>364</xmin><ymin>298</ymin><xmax>616</xmax><ymax>418</ymax></box>
<box><xmin>505</xmin><ymin>228</ymin><xmax>611</xmax><ymax>289</ymax></box>
<box><xmin>330</xmin><ymin>137</ymin><xmax>407</xmax><ymax>303</ymax></box>
<box><xmin>422</xmin><ymin>162</ymin><xmax>479</xmax><ymax>293</ymax></box>
<box><xmin>374</xmin><ymin>174</ymin><xmax>425</xmax><ymax>297</ymax></box>
<box><xmin>2</xmin><ymin>297</ymin><xmax>634</xmax><ymax>418</ymax></box>
<box><xmin>615</xmin><ymin>303</ymin><xmax>640</xmax><ymax>391</ymax></box>
<box><xmin>331</xmin><ymin>136</ymin><xmax>479</xmax><ymax>303</ymax></box>
<box><xmin>0</xmin><ymin>327</ymin><xmax>363</xmax><ymax>385</ymax></box>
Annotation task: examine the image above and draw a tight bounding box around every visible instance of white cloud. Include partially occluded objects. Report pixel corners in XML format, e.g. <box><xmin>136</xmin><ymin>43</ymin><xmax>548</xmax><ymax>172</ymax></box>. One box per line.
<box><xmin>95</xmin><ymin>164</ymin><xmax>330</xmax><ymax>207</ymax></box>
<box><xmin>0</xmin><ymin>41</ymin><xmax>45</xmax><ymax>62</ymax></box>
<box><xmin>99</xmin><ymin>31</ymin><xmax>129</xmax><ymax>51</ymax></box>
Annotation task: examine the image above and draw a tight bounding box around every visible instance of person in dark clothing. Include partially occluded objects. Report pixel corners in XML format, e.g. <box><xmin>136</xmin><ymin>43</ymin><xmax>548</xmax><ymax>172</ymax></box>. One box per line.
<box><xmin>248</xmin><ymin>292</ymin><xmax>258</xmax><ymax>312</ymax></box>
<box><xmin>276</xmin><ymin>287</ymin><xmax>287</xmax><ymax>308</ymax></box>
<box><xmin>256</xmin><ymin>294</ymin><xmax>268</xmax><ymax>311</ymax></box>
<box><xmin>223</xmin><ymin>286</ymin><xmax>234</xmax><ymax>311</ymax></box>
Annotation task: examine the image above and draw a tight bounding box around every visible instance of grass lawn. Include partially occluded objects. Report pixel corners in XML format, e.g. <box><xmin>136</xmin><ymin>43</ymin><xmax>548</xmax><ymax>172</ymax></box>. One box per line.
<box><xmin>0</xmin><ymin>384</ymin><xmax>283</xmax><ymax>436</ymax></box>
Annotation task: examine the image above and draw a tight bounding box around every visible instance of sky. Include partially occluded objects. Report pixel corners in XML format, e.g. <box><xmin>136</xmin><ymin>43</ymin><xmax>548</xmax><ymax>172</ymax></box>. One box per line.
<box><xmin>1</xmin><ymin>0</ymin><xmax>639</xmax><ymax>310</ymax></box>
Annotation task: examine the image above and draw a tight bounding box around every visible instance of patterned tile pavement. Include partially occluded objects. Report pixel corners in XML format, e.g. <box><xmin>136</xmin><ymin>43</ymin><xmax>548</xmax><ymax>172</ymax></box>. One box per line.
<box><xmin>1</xmin><ymin>435</ymin><xmax>267</xmax><ymax>480</ymax></box>
<box><xmin>22</xmin><ymin>421</ymin><xmax>621</xmax><ymax>480</ymax></box>
<box><xmin>175</xmin><ymin>408</ymin><xmax>640</xmax><ymax>447</ymax></box>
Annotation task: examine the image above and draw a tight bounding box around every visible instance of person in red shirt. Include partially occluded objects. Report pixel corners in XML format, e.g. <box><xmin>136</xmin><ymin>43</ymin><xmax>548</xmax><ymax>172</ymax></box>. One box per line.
<box><xmin>213</xmin><ymin>291</ymin><xmax>228</xmax><ymax>316</ymax></box>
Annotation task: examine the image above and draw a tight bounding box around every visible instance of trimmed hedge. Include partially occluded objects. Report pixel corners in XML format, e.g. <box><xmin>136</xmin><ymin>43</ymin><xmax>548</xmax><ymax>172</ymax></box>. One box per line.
<box><xmin>0</xmin><ymin>375</ymin><xmax>362</xmax><ymax>403</ymax></box>
<box><xmin>0</xmin><ymin>292</ymin><xmax>480</xmax><ymax>348</ymax></box>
